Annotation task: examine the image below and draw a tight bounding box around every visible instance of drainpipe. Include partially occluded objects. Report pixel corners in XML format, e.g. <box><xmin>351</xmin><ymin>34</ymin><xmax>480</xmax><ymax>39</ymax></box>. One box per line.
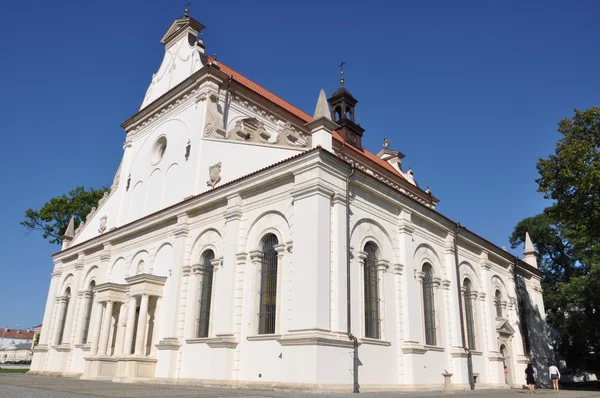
<box><xmin>222</xmin><ymin>75</ymin><xmax>233</xmax><ymax>130</ymax></box>
<box><xmin>345</xmin><ymin>160</ymin><xmax>359</xmax><ymax>393</ymax></box>
<box><xmin>453</xmin><ymin>223</ymin><xmax>474</xmax><ymax>390</ymax></box>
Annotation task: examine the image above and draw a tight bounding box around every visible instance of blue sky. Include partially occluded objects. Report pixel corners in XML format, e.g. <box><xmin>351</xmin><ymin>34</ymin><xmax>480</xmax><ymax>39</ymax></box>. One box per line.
<box><xmin>0</xmin><ymin>0</ymin><xmax>598</xmax><ymax>329</ymax></box>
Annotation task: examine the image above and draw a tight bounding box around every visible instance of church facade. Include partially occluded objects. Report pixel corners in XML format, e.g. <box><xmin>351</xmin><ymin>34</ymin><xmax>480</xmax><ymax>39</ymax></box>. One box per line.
<box><xmin>30</xmin><ymin>12</ymin><xmax>551</xmax><ymax>392</ymax></box>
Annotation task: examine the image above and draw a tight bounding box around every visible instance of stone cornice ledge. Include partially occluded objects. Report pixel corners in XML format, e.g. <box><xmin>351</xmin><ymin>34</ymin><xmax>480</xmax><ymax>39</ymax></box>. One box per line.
<box><xmin>488</xmin><ymin>352</ymin><xmax>505</xmax><ymax>362</ymax></box>
<box><xmin>278</xmin><ymin>330</ymin><xmax>357</xmax><ymax>348</ymax></box>
<box><xmin>74</xmin><ymin>344</ymin><xmax>91</xmax><ymax>351</ymax></box>
<box><xmin>360</xmin><ymin>337</ymin><xmax>392</xmax><ymax>347</ymax></box>
<box><xmin>247</xmin><ymin>334</ymin><xmax>282</xmax><ymax>342</ymax></box>
<box><xmin>52</xmin><ymin>344</ymin><xmax>72</xmax><ymax>352</ymax></box>
<box><xmin>155</xmin><ymin>338</ymin><xmax>181</xmax><ymax>350</ymax></box>
<box><xmin>451</xmin><ymin>347</ymin><xmax>469</xmax><ymax>358</ymax></box>
<box><xmin>32</xmin><ymin>344</ymin><xmax>49</xmax><ymax>353</ymax></box>
<box><xmin>401</xmin><ymin>341</ymin><xmax>427</xmax><ymax>354</ymax></box>
<box><xmin>185</xmin><ymin>334</ymin><xmax>238</xmax><ymax>349</ymax></box>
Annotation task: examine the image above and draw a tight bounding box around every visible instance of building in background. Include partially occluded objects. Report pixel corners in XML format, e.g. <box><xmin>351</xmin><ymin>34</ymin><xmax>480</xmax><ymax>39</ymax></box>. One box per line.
<box><xmin>0</xmin><ymin>342</ymin><xmax>33</xmax><ymax>364</ymax></box>
<box><xmin>31</xmin><ymin>10</ymin><xmax>552</xmax><ymax>392</ymax></box>
<box><xmin>0</xmin><ymin>328</ymin><xmax>34</xmax><ymax>350</ymax></box>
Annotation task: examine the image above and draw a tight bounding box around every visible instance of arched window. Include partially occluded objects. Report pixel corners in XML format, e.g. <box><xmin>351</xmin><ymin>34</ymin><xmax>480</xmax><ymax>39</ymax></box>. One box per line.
<box><xmin>422</xmin><ymin>263</ymin><xmax>436</xmax><ymax>346</ymax></box>
<box><xmin>80</xmin><ymin>281</ymin><xmax>96</xmax><ymax>344</ymax></box>
<box><xmin>258</xmin><ymin>234</ymin><xmax>279</xmax><ymax>334</ymax></box>
<box><xmin>56</xmin><ymin>287</ymin><xmax>71</xmax><ymax>345</ymax></box>
<box><xmin>197</xmin><ymin>249</ymin><xmax>215</xmax><ymax>338</ymax></box>
<box><xmin>495</xmin><ymin>289</ymin><xmax>503</xmax><ymax>318</ymax></box>
<box><xmin>363</xmin><ymin>242</ymin><xmax>380</xmax><ymax>339</ymax></box>
<box><xmin>463</xmin><ymin>279</ymin><xmax>476</xmax><ymax>350</ymax></box>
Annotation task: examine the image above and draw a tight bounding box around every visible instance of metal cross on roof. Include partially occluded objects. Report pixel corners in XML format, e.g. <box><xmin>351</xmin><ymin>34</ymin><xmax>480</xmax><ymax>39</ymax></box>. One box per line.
<box><xmin>338</xmin><ymin>61</ymin><xmax>346</xmax><ymax>87</ymax></box>
<box><xmin>184</xmin><ymin>2</ymin><xmax>191</xmax><ymax>16</ymax></box>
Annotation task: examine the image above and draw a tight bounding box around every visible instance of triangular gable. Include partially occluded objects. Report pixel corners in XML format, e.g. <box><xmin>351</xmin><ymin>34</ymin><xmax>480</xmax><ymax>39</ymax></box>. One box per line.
<box><xmin>496</xmin><ymin>320</ymin><xmax>516</xmax><ymax>335</ymax></box>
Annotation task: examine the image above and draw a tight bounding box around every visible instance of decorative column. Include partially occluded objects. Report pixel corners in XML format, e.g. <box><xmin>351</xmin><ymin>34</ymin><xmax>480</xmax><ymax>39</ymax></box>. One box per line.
<box><xmin>89</xmin><ymin>301</ymin><xmax>104</xmax><ymax>356</ymax></box>
<box><xmin>38</xmin><ymin>269</ymin><xmax>62</xmax><ymax>346</ymax></box>
<box><xmin>393</xmin><ymin>263</ymin><xmax>405</xmax><ymax>383</ymax></box>
<box><xmin>134</xmin><ymin>294</ymin><xmax>150</xmax><ymax>356</ymax></box>
<box><xmin>67</xmin><ymin>255</ymin><xmax>85</xmax><ymax>347</ymax></box>
<box><xmin>356</xmin><ymin>251</ymin><xmax>367</xmax><ymax>337</ymax></box>
<box><xmin>122</xmin><ymin>295</ymin><xmax>137</xmax><ymax>356</ymax></box>
<box><xmin>289</xmin><ymin>171</ymin><xmax>333</xmax><ymax>331</ymax></box>
<box><xmin>98</xmin><ymin>300</ymin><xmax>114</xmax><ymax>356</ymax></box>
<box><xmin>231</xmin><ymin>252</ymin><xmax>248</xmax><ymax>380</ymax></box>
<box><xmin>273</xmin><ymin>244</ymin><xmax>286</xmax><ymax>333</ymax></box>
<box><xmin>175</xmin><ymin>265</ymin><xmax>192</xmax><ymax>379</ymax></box>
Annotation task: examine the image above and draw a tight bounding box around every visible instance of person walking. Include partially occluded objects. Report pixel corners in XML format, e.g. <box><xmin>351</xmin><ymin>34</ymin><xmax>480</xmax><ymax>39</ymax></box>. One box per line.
<box><xmin>533</xmin><ymin>365</ymin><xmax>539</xmax><ymax>390</ymax></box>
<box><xmin>549</xmin><ymin>362</ymin><xmax>561</xmax><ymax>393</ymax></box>
<box><xmin>525</xmin><ymin>363</ymin><xmax>536</xmax><ymax>393</ymax></box>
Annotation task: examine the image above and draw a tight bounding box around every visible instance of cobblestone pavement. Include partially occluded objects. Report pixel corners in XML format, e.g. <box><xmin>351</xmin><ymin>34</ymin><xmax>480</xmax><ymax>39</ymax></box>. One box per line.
<box><xmin>1</xmin><ymin>374</ymin><xmax>600</xmax><ymax>398</ymax></box>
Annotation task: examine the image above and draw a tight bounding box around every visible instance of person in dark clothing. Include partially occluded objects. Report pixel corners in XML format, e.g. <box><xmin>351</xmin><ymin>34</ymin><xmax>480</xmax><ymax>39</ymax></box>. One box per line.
<box><xmin>525</xmin><ymin>363</ymin><xmax>536</xmax><ymax>393</ymax></box>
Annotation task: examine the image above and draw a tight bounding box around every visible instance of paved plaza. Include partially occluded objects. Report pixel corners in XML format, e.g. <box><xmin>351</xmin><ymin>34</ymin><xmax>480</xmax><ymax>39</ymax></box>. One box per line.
<box><xmin>1</xmin><ymin>374</ymin><xmax>600</xmax><ymax>398</ymax></box>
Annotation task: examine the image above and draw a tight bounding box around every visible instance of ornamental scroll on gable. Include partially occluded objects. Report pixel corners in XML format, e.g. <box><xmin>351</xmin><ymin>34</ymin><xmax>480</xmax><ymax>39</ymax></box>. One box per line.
<box><xmin>207</xmin><ymin>162</ymin><xmax>222</xmax><ymax>188</ymax></box>
<box><xmin>202</xmin><ymin>91</ymin><xmax>310</xmax><ymax>149</ymax></box>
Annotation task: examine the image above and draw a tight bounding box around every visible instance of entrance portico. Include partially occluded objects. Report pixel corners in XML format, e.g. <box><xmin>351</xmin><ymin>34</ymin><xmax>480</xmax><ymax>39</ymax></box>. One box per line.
<box><xmin>83</xmin><ymin>274</ymin><xmax>166</xmax><ymax>381</ymax></box>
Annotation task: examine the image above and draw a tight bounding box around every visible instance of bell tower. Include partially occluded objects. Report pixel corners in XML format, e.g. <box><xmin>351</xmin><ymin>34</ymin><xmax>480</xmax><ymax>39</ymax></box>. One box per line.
<box><xmin>327</xmin><ymin>62</ymin><xmax>365</xmax><ymax>149</ymax></box>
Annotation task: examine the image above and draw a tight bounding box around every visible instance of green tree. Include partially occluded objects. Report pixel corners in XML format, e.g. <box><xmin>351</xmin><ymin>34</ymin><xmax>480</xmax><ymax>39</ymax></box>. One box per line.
<box><xmin>509</xmin><ymin>213</ymin><xmax>596</xmax><ymax>367</ymax></box>
<box><xmin>511</xmin><ymin>106</ymin><xmax>600</xmax><ymax>369</ymax></box>
<box><xmin>536</xmin><ymin>106</ymin><xmax>600</xmax><ymax>266</ymax></box>
<box><xmin>21</xmin><ymin>186</ymin><xmax>109</xmax><ymax>245</ymax></box>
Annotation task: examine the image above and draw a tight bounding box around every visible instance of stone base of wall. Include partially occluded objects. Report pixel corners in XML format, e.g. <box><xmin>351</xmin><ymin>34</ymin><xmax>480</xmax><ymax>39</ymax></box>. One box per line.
<box><xmin>26</xmin><ymin>372</ymin><xmax>514</xmax><ymax>393</ymax></box>
<box><xmin>27</xmin><ymin>371</ymin><xmax>82</xmax><ymax>379</ymax></box>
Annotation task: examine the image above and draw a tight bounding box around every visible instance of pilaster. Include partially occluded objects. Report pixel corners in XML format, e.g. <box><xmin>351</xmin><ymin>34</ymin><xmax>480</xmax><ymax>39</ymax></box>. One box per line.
<box><xmin>213</xmin><ymin>194</ymin><xmax>243</xmax><ymax>337</ymax></box>
<box><xmin>288</xmin><ymin>175</ymin><xmax>334</xmax><ymax>331</ymax></box>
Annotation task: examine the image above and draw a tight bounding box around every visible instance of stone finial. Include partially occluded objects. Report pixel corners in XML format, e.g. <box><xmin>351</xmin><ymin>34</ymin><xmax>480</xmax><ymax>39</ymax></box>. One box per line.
<box><xmin>64</xmin><ymin>216</ymin><xmax>75</xmax><ymax>239</ymax></box>
<box><xmin>306</xmin><ymin>89</ymin><xmax>339</xmax><ymax>151</ymax></box>
<box><xmin>523</xmin><ymin>231</ymin><xmax>538</xmax><ymax>268</ymax></box>
<box><xmin>61</xmin><ymin>216</ymin><xmax>76</xmax><ymax>251</ymax></box>
<box><xmin>313</xmin><ymin>89</ymin><xmax>332</xmax><ymax>121</ymax></box>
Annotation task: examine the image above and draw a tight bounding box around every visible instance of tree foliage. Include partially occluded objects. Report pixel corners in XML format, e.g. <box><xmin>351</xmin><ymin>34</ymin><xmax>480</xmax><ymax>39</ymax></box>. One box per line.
<box><xmin>21</xmin><ymin>186</ymin><xmax>109</xmax><ymax>245</ymax></box>
<box><xmin>537</xmin><ymin>106</ymin><xmax>600</xmax><ymax>266</ymax></box>
<box><xmin>511</xmin><ymin>106</ymin><xmax>600</xmax><ymax>369</ymax></box>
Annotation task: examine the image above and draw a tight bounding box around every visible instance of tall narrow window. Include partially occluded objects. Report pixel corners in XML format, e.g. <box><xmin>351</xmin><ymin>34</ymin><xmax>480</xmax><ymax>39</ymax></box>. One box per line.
<box><xmin>495</xmin><ymin>290</ymin><xmax>503</xmax><ymax>318</ymax></box>
<box><xmin>464</xmin><ymin>279</ymin><xmax>477</xmax><ymax>350</ymax></box>
<box><xmin>56</xmin><ymin>287</ymin><xmax>71</xmax><ymax>345</ymax></box>
<box><xmin>422</xmin><ymin>263</ymin><xmax>436</xmax><ymax>346</ymax></box>
<box><xmin>258</xmin><ymin>234</ymin><xmax>278</xmax><ymax>334</ymax></box>
<box><xmin>197</xmin><ymin>249</ymin><xmax>215</xmax><ymax>338</ymax></box>
<box><xmin>80</xmin><ymin>281</ymin><xmax>96</xmax><ymax>344</ymax></box>
<box><xmin>363</xmin><ymin>242</ymin><xmax>380</xmax><ymax>339</ymax></box>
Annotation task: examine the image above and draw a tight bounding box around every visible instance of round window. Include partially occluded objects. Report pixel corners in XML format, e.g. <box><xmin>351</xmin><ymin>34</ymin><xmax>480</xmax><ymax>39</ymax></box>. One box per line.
<box><xmin>151</xmin><ymin>136</ymin><xmax>167</xmax><ymax>165</ymax></box>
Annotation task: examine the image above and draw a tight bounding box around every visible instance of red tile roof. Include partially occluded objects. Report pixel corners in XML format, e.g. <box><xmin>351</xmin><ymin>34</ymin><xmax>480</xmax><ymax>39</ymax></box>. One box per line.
<box><xmin>0</xmin><ymin>329</ymin><xmax>34</xmax><ymax>340</ymax></box>
<box><xmin>208</xmin><ymin>57</ymin><xmax>412</xmax><ymax>185</ymax></box>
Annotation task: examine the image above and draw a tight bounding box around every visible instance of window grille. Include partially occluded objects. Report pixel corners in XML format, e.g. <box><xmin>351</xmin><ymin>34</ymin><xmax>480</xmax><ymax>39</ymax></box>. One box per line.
<box><xmin>464</xmin><ymin>279</ymin><xmax>477</xmax><ymax>350</ymax></box>
<box><xmin>363</xmin><ymin>242</ymin><xmax>380</xmax><ymax>339</ymax></box>
<box><xmin>495</xmin><ymin>290</ymin><xmax>503</xmax><ymax>318</ymax></box>
<box><xmin>80</xmin><ymin>281</ymin><xmax>96</xmax><ymax>344</ymax></box>
<box><xmin>258</xmin><ymin>234</ymin><xmax>279</xmax><ymax>334</ymax></box>
<box><xmin>422</xmin><ymin>263</ymin><xmax>436</xmax><ymax>346</ymax></box>
<box><xmin>56</xmin><ymin>287</ymin><xmax>71</xmax><ymax>345</ymax></box>
<box><xmin>197</xmin><ymin>249</ymin><xmax>215</xmax><ymax>338</ymax></box>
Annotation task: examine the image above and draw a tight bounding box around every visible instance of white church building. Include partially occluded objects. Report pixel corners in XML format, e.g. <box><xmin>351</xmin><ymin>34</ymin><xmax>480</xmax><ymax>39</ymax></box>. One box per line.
<box><xmin>31</xmin><ymin>11</ymin><xmax>551</xmax><ymax>392</ymax></box>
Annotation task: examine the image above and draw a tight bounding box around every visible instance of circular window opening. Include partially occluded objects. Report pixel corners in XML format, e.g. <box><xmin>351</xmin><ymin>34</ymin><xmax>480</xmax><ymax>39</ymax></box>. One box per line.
<box><xmin>151</xmin><ymin>136</ymin><xmax>167</xmax><ymax>165</ymax></box>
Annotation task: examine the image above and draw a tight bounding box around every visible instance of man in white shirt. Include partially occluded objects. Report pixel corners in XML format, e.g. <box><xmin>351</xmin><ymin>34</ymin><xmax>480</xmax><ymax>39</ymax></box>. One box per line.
<box><xmin>549</xmin><ymin>362</ymin><xmax>561</xmax><ymax>393</ymax></box>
